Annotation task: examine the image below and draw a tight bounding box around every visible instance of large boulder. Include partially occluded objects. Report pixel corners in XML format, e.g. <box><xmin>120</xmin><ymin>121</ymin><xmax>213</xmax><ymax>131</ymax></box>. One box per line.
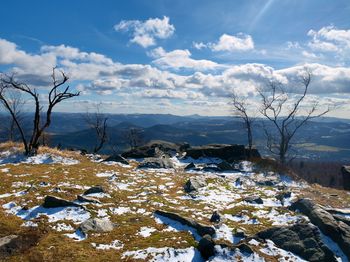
<box><xmin>103</xmin><ymin>154</ymin><xmax>129</xmax><ymax>165</ymax></box>
<box><xmin>138</xmin><ymin>157</ymin><xmax>174</xmax><ymax>169</ymax></box>
<box><xmin>257</xmin><ymin>223</ymin><xmax>337</xmax><ymax>262</ymax></box>
<box><xmin>184</xmin><ymin>144</ymin><xmax>260</xmax><ymax>162</ymax></box>
<box><xmin>342</xmin><ymin>166</ymin><xmax>350</xmax><ymax>190</ymax></box>
<box><xmin>122</xmin><ymin>141</ymin><xmax>187</xmax><ymax>159</ymax></box>
<box><xmin>154</xmin><ymin>210</ymin><xmax>215</xmax><ymax>237</ymax></box>
<box><xmin>184</xmin><ymin>177</ymin><xmax>207</xmax><ymax>193</ymax></box>
<box><xmin>290</xmin><ymin>198</ymin><xmax>350</xmax><ymax>259</ymax></box>
<box><xmin>42</xmin><ymin>195</ymin><xmax>82</xmax><ymax>208</ymax></box>
<box><xmin>79</xmin><ymin>218</ymin><xmax>115</xmax><ymax>234</ymax></box>
<box><xmin>243</xmin><ymin>195</ymin><xmax>263</xmax><ymax>204</ymax></box>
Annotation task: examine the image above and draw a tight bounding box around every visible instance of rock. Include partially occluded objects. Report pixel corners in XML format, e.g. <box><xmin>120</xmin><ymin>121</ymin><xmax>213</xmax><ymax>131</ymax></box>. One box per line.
<box><xmin>83</xmin><ymin>185</ymin><xmax>105</xmax><ymax>195</ymax></box>
<box><xmin>138</xmin><ymin>157</ymin><xmax>174</xmax><ymax>169</ymax></box>
<box><xmin>185</xmin><ymin>144</ymin><xmax>260</xmax><ymax>162</ymax></box>
<box><xmin>276</xmin><ymin>191</ymin><xmax>292</xmax><ymax>206</ymax></box>
<box><xmin>77</xmin><ymin>195</ymin><xmax>101</xmax><ymax>204</ymax></box>
<box><xmin>237</xmin><ymin>243</ymin><xmax>253</xmax><ymax>254</ymax></box>
<box><xmin>255</xmin><ymin>178</ymin><xmax>279</xmax><ymax>186</ymax></box>
<box><xmin>210</xmin><ymin>211</ymin><xmax>221</xmax><ymax>223</ymax></box>
<box><xmin>103</xmin><ymin>154</ymin><xmax>129</xmax><ymax>165</ymax></box>
<box><xmin>0</xmin><ymin>235</ymin><xmax>18</xmax><ymax>250</ymax></box>
<box><xmin>234</xmin><ymin>177</ymin><xmax>243</xmax><ymax>187</ymax></box>
<box><xmin>243</xmin><ymin>196</ymin><xmax>263</xmax><ymax>204</ymax></box>
<box><xmin>290</xmin><ymin>198</ymin><xmax>350</xmax><ymax>259</ymax></box>
<box><xmin>342</xmin><ymin>166</ymin><xmax>350</xmax><ymax>190</ymax></box>
<box><xmin>234</xmin><ymin>228</ymin><xmax>245</xmax><ymax>238</ymax></box>
<box><xmin>202</xmin><ymin>165</ymin><xmax>221</xmax><ymax>172</ymax></box>
<box><xmin>198</xmin><ymin>235</ymin><xmax>216</xmax><ymax>259</ymax></box>
<box><xmin>122</xmin><ymin>141</ymin><xmax>186</xmax><ymax>158</ymax></box>
<box><xmin>217</xmin><ymin>161</ymin><xmax>233</xmax><ymax>171</ymax></box>
<box><xmin>184</xmin><ymin>177</ymin><xmax>207</xmax><ymax>193</ymax></box>
<box><xmin>79</xmin><ymin>218</ymin><xmax>115</xmax><ymax>234</ymax></box>
<box><xmin>333</xmin><ymin>214</ymin><xmax>350</xmax><ymax>227</ymax></box>
<box><xmin>257</xmin><ymin>223</ymin><xmax>337</xmax><ymax>262</ymax></box>
<box><xmin>154</xmin><ymin>210</ymin><xmax>215</xmax><ymax>237</ymax></box>
<box><xmin>42</xmin><ymin>195</ymin><xmax>82</xmax><ymax>208</ymax></box>
<box><xmin>184</xmin><ymin>162</ymin><xmax>195</xmax><ymax>170</ymax></box>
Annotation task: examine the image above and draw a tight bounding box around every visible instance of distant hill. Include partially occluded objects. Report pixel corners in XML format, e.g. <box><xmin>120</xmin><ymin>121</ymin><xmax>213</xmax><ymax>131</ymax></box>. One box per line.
<box><xmin>1</xmin><ymin>113</ymin><xmax>350</xmax><ymax>160</ymax></box>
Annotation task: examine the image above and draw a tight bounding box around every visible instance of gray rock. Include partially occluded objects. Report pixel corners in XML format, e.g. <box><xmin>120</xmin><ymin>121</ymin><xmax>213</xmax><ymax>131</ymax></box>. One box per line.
<box><xmin>77</xmin><ymin>195</ymin><xmax>101</xmax><ymax>204</ymax></box>
<box><xmin>83</xmin><ymin>185</ymin><xmax>105</xmax><ymax>195</ymax></box>
<box><xmin>103</xmin><ymin>154</ymin><xmax>129</xmax><ymax>165</ymax></box>
<box><xmin>243</xmin><ymin>196</ymin><xmax>263</xmax><ymax>204</ymax></box>
<box><xmin>257</xmin><ymin>223</ymin><xmax>337</xmax><ymax>262</ymax></box>
<box><xmin>198</xmin><ymin>235</ymin><xmax>215</xmax><ymax>259</ymax></box>
<box><xmin>234</xmin><ymin>228</ymin><xmax>246</xmax><ymax>238</ymax></box>
<box><xmin>342</xmin><ymin>166</ymin><xmax>350</xmax><ymax>190</ymax></box>
<box><xmin>184</xmin><ymin>162</ymin><xmax>195</xmax><ymax>170</ymax></box>
<box><xmin>184</xmin><ymin>144</ymin><xmax>260</xmax><ymax>162</ymax></box>
<box><xmin>184</xmin><ymin>177</ymin><xmax>207</xmax><ymax>193</ymax></box>
<box><xmin>217</xmin><ymin>161</ymin><xmax>233</xmax><ymax>171</ymax></box>
<box><xmin>79</xmin><ymin>218</ymin><xmax>115</xmax><ymax>234</ymax></box>
<box><xmin>138</xmin><ymin>157</ymin><xmax>174</xmax><ymax>169</ymax></box>
<box><xmin>154</xmin><ymin>210</ymin><xmax>215</xmax><ymax>237</ymax></box>
<box><xmin>0</xmin><ymin>235</ymin><xmax>18</xmax><ymax>249</ymax></box>
<box><xmin>210</xmin><ymin>211</ymin><xmax>221</xmax><ymax>223</ymax></box>
<box><xmin>276</xmin><ymin>191</ymin><xmax>292</xmax><ymax>206</ymax></box>
<box><xmin>42</xmin><ymin>195</ymin><xmax>82</xmax><ymax>208</ymax></box>
<box><xmin>290</xmin><ymin>198</ymin><xmax>350</xmax><ymax>259</ymax></box>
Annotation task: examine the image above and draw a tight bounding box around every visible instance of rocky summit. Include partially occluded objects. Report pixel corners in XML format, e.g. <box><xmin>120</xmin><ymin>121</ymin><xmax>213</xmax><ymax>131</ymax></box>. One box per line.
<box><xmin>0</xmin><ymin>142</ymin><xmax>349</xmax><ymax>261</ymax></box>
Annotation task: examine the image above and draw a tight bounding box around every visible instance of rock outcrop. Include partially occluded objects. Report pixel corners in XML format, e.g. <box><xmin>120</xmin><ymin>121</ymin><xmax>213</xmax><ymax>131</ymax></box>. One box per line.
<box><xmin>138</xmin><ymin>157</ymin><xmax>175</xmax><ymax>169</ymax></box>
<box><xmin>290</xmin><ymin>198</ymin><xmax>350</xmax><ymax>259</ymax></box>
<box><xmin>184</xmin><ymin>144</ymin><xmax>260</xmax><ymax>162</ymax></box>
<box><xmin>122</xmin><ymin>141</ymin><xmax>187</xmax><ymax>159</ymax></box>
<box><xmin>42</xmin><ymin>195</ymin><xmax>82</xmax><ymax>208</ymax></box>
<box><xmin>257</xmin><ymin>223</ymin><xmax>337</xmax><ymax>262</ymax></box>
<box><xmin>154</xmin><ymin>210</ymin><xmax>215</xmax><ymax>237</ymax></box>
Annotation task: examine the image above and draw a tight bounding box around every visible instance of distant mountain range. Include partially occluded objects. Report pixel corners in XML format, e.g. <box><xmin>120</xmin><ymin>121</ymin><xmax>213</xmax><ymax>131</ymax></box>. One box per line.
<box><xmin>1</xmin><ymin>112</ymin><xmax>350</xmax><ymax>161</ymax></box>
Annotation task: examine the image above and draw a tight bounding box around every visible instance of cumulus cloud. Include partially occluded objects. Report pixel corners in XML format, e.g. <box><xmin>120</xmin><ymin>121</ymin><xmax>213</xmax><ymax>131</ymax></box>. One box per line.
<box><xmin>1</xmin><ymin>37</ymin><xmax>350</xmax><ymax>117</ymax></box>
<box><xmin>307</xmin><ymin>26</ymin><xmax>350</xmax><ymax>53</ymax></box>
<box><xmin>194</xmin><ymin>33</ymin><xmax>254</xmax><ymax>52</ymax></box>
<box><xmin>114</xmin><ymin>16</ymin><xmax>175</xmax><ymax>48</ymax></box>
<box><xmin>149</xmin><ymin>47</ymin><xmax>220</xmax><ymax>71</ymax></box>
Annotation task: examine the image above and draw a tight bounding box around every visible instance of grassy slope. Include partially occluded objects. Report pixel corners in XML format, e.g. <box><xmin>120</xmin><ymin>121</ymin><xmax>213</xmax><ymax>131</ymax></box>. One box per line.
<box><xmin>0</xmin><ymin>142</ymin><xmax>349</xmax><ymax>261</ymax></box>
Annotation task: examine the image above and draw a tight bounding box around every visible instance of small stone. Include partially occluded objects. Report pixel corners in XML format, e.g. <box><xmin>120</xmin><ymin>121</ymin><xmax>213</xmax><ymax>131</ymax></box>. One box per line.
<box><xmin>83</xmin><ymin>185</ymin><xmax>105</xmax><ymax>195</ymax></box>
<box><xmin>198</xmin><ymin>235</ymin><xmax>215</xmax><ymax>259</ymax></box>
<box><xmin>210</xmin><ymin>211</ymin><xmax>221</xmax><ymax>223</ymax></box>
<box><xmin>79</xmin><ymin>218</ymin><xmax>115</xmax><ymax>234</ymax></box>
<box><xmin>243</xmin><ymin>196</ymin><xmax>263</xmax><ymax>204</ymax></box>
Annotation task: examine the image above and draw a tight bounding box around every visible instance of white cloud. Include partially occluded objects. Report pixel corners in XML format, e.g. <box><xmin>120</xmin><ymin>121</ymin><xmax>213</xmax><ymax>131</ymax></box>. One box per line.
<box><xmin>210</xmin><ymin>33</ymin><xmax>254</xmax><ymax>52</ymax></box>
<box><xmin>1</xmin><ymin>37</ymin><xmax>350</xmax><ymax>117</ymax></box>
<box><xmin>193</xmin><ymin>42</ymin><xmax>207</xmax><ymax>50</ymax></box>
<box><xmin>307</xmin><ymin>26</ymin><xmax>350</xmax><ymax>53</ymax></box>
<box><xmin>149</xmin><ymin>47</ymin><xmax>220</xmax><ymax>71</ymax></box>
<box><xmin>114</xmin><ymin>16</ymin><xmax>175</xmax><ymax>48</ymax></box>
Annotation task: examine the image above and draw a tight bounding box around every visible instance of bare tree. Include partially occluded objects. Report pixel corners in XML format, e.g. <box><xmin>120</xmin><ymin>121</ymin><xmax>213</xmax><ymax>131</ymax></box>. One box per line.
<box><xmin>232</xmin><ymin>91</ymin><xmax>255</xmax><ymax>157</ymax></box>
<box><xmin>0</xmin><ymin>89</ymin><xmax>25</xmax><ymax>141</ymax></box>
<box><xmin>84</xmin><ymin>103</ymin><xmax>108</xmax><ymax>153</ymax></box>
<box><xmin>125</xmin><ymin>127</ymin><xmax>144</xmax><ymax>150</ymax></box>
<box><xmin>0</xmin><ymin>68</ymin><xmax>80</xmax><ymax>155</ymax></box>
<box><xmin>258</xmin><ymin>70</ymin><xmax>329</xmax><ymax>164</ymax></box>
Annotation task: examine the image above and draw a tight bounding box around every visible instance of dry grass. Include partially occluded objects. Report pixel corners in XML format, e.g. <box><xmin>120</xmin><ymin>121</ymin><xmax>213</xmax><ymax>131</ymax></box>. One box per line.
<box><xmin>0</xmin><ymin>143</ymin><xmax>349</xmax><ymax>261</ymax></box>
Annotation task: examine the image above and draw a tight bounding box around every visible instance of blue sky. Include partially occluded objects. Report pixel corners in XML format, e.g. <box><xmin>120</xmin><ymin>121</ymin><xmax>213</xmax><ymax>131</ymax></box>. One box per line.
<box><xmin>0</xmin><ymin>0</ymin><xmax>350</xmax><ymax>117</ymax></box>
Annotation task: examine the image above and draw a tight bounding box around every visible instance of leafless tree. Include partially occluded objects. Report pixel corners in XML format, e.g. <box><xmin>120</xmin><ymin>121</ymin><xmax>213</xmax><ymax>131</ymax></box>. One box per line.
<box><xmin>125</xmin><ymin>127</ymin><xmax>144</xmax><ymax>150</ymax></box>
<box><xmin>0</xmin><ymin>89</ymin><xmax>25</xmax><ymax>141</ymax></box>
<box><xmin>0</xmin><ymin>68</ymin><xmax>80</xmax><ymax>155</ymax></box>
<box><xmin>232</xmin><ymin>91</ymin><xmax>255</xmax><ymax>157</ymax></box>
<box><xmin>258</xmin><ymin>70</ymin><xmax>330</xmax><ymax>164</ymax></box>
<box><xmin>84</xmin><ymin>103</ymin><xmax>108</xmax><ymax>153</ymax></box>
